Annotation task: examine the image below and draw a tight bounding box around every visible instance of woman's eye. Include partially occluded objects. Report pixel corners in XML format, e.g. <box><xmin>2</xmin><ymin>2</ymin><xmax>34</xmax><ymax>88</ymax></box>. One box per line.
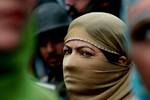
<box><xmin>63</xmin><ymin>47</ymin><xmax>72</xmax><ymax>55</ymax></box>
<box><xmin>80</xmin><ymin>51</ymin><xmax>93</xmax><ymax>57</ymax></box>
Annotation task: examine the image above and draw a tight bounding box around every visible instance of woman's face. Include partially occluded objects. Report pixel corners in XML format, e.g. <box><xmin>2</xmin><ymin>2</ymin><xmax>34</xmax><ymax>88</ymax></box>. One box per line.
<box><xmin>0</xmin><ymin>0</ymin><xmax>36</xmax><ymax>51</ymax></box>
<box><xmin>63</xmin><ymin>39</ymin><xmax>107</xmax><ymax>91</ymax></box>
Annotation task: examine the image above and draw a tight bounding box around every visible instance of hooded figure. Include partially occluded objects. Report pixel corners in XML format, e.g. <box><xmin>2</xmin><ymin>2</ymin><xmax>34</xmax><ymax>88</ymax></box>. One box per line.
<box><xmin>33</xmin><ymin>2</ymin><xmax>71</xmax><ymax>84</ymax></box>
<box><xmin>63</xmin><ymin>12</ymin><xmax>132</xmax><ymax>100</ymax></box>
<box><xmin>33</xmin><ymin>2</ymin><xmax>71</xmax><ymax>100</ymax></box>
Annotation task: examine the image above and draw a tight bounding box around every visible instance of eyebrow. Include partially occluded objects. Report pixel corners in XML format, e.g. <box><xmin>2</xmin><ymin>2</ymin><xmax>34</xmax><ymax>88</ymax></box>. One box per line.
<box><xmin>64</xmin><ymin>44</ymin><xmax>96</xmax><ymax>52</ymax></box>
<box><xmin>65</xmin><ymin>39</ymin><xmax>99</xmax><ymax>49</ymax></box>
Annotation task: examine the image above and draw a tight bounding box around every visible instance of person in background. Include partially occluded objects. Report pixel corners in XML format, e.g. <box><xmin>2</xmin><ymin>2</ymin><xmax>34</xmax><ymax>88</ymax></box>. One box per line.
<box><xmin>127</xmin><ymin>0</ymin><xmax>150</xmax><ymax>99</ymax></box>
<box><xmin>63</xmin><ymin>12</ymin><xmax>132</xmax><ymax>100</ymax></box>
<box><xmin>0</xmin><ymin>0</ymin><xmax>59</xmax><ymax>100</ymax></box>
<box><xmin>65</xmin><ymin>0</ymin><xmax>122</xmax><ymax>19</ymax></box>
<box><xmin>33</xmin><ymin>2</ymin><xmax>71</xmax><ymax>100</ymax></box>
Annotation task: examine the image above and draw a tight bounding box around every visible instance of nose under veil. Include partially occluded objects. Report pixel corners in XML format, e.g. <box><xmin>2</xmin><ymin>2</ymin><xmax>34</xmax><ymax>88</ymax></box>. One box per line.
<box><xmin>63</xmin><ymin>12</ymin><xmax>132</xmax><ymax>100</ymax></box>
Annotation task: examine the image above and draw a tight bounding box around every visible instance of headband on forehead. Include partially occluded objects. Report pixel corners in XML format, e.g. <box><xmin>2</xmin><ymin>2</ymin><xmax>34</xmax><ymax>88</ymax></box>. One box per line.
<box><xmin>65</xmin><ymin>12</ymin><xmax>128</xmax><ymax>56</ymax></box>
<box><xmin>65</xmin><ymin>37</ymin><xmax>120</xmax><ymax>55</ymax></box>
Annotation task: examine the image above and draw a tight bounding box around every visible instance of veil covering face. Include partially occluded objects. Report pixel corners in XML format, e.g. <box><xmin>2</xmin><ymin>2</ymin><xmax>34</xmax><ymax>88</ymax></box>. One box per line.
<box><xmin>64</xmin><ymin>12</ymin><xmax>132</xmax><ymax>100</ymax></box>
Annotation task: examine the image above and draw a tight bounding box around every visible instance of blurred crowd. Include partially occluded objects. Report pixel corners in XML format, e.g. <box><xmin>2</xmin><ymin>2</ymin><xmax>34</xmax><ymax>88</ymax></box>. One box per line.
<box><xmin>0</xmin><ymin>0</ymin><xmax>150</xmax><ymax>100</ymax></box>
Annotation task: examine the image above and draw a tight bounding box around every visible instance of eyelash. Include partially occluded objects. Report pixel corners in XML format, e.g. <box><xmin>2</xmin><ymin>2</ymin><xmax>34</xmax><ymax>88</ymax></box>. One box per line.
<box><xmin>80</xmin><ymin>50</ymin><xmax>93</xmax><ymax>58</ymax></box>
<box><xmin>63</xmin><ymin>47</ymin><xmax>72</xmax><ymax>55</ymax></box>
<box><xmin>63</xmin><ymin>47</ymin><xmax>94</xmax><ymax>57</ymax></box>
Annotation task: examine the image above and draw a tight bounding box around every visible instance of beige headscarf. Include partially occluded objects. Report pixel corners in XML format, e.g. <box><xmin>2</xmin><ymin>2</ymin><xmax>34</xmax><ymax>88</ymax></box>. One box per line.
<box><xmin>63</xmin><ymin>12</ymin><xmax>132</xmax><ymax>100</ymax></box>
